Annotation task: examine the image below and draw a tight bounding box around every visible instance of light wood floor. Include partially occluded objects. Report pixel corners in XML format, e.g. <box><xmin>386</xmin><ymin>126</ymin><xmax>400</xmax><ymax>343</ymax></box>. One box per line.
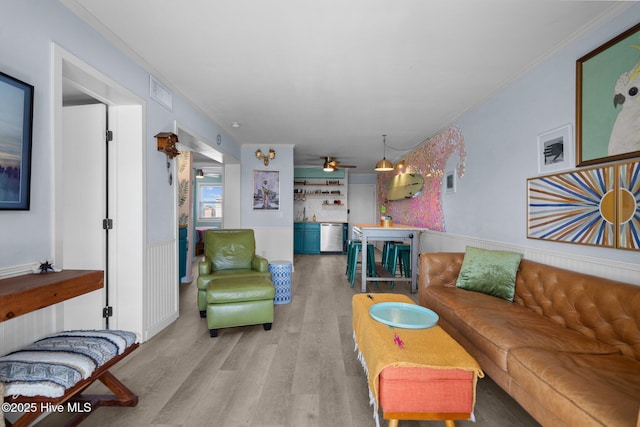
<box><xmin>38</xmin><ymin>254</ymin><xmax>540</xmax><ymax>427</ymax></box>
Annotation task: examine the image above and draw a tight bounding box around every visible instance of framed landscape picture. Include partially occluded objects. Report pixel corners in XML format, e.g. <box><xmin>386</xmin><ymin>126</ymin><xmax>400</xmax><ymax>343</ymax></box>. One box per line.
<box><xmin>576</xmin><ymin>22</ymin><xmax>640</xmax><ymax>167</ymax></box>
<box><xmin>0</xmin><ymin>71</ymin><xmax>34</xmax><ymax>210</ymax></box>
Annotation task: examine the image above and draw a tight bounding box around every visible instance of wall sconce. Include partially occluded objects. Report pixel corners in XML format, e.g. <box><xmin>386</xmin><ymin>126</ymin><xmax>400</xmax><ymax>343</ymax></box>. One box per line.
<box><xmin>155</xmin><ymin>132</ymin><xmax>180</xmax><ymax>159</ymax></box>
<box><xmin>256</xmin><ymin>148</ymin><xmax>276</xmax><ymax>166</ymax></box>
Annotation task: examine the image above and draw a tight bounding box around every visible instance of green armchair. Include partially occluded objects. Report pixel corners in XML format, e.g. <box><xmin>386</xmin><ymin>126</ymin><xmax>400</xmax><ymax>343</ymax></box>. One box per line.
<box><xmin>197</xmin><ymin>229</ymin><xmax>275</xmax><ymax>337</ymax></box>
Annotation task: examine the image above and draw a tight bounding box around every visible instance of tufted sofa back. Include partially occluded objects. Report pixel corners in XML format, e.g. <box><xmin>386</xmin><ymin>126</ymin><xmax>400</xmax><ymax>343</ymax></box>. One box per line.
<box><xmin>419</xmin><ymin>252</ymin><xmax>640</xmax><ymax>360</ymax></box>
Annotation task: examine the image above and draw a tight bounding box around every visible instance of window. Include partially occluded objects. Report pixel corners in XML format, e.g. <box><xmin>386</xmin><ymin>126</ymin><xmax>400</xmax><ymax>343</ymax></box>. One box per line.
<box><xmin>197</xmin><ymin>183</ymin><xmax>222</xmax><ymax>221</ymax></box>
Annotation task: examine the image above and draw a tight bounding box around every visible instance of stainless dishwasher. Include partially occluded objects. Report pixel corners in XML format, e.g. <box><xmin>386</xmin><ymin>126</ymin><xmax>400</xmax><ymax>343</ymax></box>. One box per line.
<box><xmin>320</xmin><ymin>223</ymin><xmax>344</xmax><ymax>253</ymax></box>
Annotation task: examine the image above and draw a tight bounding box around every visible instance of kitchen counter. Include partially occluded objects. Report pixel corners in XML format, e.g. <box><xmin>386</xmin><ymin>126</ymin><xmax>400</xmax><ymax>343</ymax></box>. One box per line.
<box><xmin>294</xmin><ymin>222</ymin><xmax>347</xmax><ymax>254</ymax></box>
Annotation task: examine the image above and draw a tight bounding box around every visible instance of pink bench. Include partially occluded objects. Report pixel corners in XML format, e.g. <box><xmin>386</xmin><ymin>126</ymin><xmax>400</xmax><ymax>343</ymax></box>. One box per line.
<box><xmin>379</xmin><ymin>366</ymin><xmax>475</xmax><ymax>427</ymax></box>
<box><xmin>352</xmin><ymin>293</ymin><xmax>483</xmax><ymax>427</ymax></box>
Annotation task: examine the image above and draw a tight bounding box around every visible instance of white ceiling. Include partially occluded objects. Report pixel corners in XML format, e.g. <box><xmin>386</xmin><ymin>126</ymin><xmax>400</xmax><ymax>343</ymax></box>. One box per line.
<box><xmin>61</xmin><ymin>0</ymin><xmax>630</xmax><ymax>173</ymax></box>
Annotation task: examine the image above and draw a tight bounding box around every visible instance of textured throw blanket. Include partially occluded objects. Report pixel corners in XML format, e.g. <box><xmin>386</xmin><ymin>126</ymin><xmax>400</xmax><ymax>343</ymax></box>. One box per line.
<box><xmin>352</xmin><ymin>294</ymin><xmax>483</xmax><ymax>426</ymax></box>
<box><xmin>0</xmin><ymin>330</ymin><xmax>137</xmax><ymax>398</ymax></box>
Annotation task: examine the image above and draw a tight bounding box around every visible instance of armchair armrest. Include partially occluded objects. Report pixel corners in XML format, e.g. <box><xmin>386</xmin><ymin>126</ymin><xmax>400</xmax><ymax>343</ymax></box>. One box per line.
<box><xmin>252</xmin><ymin>255</ymin><xmax>269</xmax><ymax>272</ymax></box>
<box><xmin>199</xmin><ymin>257</ymin><xmax>212</xmax><ymax>275</ymax></box>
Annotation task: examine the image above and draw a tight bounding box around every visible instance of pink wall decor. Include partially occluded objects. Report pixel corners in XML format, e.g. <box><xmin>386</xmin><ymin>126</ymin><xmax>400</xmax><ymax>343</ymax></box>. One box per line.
<box><xmin>377</xmin><ymin>126</ymin><xmax>465</xmax><ymax>230</ymax></box>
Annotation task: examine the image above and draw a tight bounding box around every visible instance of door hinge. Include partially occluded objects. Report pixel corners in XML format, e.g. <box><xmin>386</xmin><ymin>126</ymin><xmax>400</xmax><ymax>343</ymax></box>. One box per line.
<box><xmin>103</xmin><ymin>218</ymin><xmax>113</xmax><ymax>230</ymax></box>
<box><xmin>106</xmin><ymin>130</ymin><xmax>113</xmax><ymax>142</ymax></box>
<box><xmin>103</xmin><ymin>306</ymin><xmax>113</xmax><ymax>318</ymax></box>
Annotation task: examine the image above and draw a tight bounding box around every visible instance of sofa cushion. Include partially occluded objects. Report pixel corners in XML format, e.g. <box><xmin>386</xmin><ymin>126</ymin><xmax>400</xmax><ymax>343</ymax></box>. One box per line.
<box><xmin>207</xmin><ymin>277</ymin><xmax>275</xmax><ymax>304</ymax></box>
<box><xmin>423</xmin><ymin>286</ymin><xmax>619</xmax><ymax>371</ymax></box>
<box><xmin>514</xmin><ymin>259</ymin><xmax>640</xmax><ymax>360</ymax></box>
<box><xmin>456</xmin><ymin>246</ymin><xmax>522</xmax><ymax>301</ymax></box>
<box><xmin>508</xmin><ymin>348</ymin><xmax>640</xmax><ymax>427</ymax></box>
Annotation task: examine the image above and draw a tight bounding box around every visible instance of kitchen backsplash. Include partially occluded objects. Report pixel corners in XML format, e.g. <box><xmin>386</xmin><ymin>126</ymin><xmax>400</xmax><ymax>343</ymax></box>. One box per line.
<box><xmin>296</xmin><ymin>197</ymin><xmax>347</xmax><ymax>223</ymax></box>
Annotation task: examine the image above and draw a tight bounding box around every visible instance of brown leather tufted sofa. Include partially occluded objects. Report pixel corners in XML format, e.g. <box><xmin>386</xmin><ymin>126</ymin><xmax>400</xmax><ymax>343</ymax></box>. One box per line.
<box><xmin>418</xmin><ymin>252</ymin><xmax>640</xmax><ymax>427</ymax></box>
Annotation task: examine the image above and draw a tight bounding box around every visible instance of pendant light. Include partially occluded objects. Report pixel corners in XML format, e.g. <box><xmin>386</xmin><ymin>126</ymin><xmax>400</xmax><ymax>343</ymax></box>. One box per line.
<box><xmin>374</xmin><ymin>135</ymin><xmax>394</xmax><ymax>171</ymax></box>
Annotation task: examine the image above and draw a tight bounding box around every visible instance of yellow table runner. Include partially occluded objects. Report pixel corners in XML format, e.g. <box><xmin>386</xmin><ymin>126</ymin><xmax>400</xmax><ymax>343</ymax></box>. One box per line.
<box><xmin>352</xmin><ymin>293</ymin><xmax>484</xmax><ymax>423</ymax></box>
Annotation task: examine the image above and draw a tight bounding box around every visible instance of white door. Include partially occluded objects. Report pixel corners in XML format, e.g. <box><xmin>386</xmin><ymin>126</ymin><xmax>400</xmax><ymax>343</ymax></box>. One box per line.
<box><xmin>347</xmin><ymin>183</ymin><xmax>377</xmax><ymax>239</ymax></box>
<box><xmin>61</xmin><ymin>104</ymin><xmax>108</xmax><ymax>329</ymax></box>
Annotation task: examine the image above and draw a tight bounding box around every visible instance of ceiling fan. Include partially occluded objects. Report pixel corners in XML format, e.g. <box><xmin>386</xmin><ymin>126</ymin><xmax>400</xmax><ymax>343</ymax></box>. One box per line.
<box><xmin>321</xmin><ymin>156</ymin><xmax>356</xmax><ymax>172</ymax></box>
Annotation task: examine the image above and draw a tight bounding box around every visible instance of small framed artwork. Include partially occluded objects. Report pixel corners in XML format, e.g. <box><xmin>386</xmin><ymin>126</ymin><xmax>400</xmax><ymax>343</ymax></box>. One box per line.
<box><xmin>0</xmin><ymin>71</ymin><xmax>34</xmax><ymax>210</ymax></box>
<box><xmin>253</xmin><ymin>170</ymin><xmax>280</xmax><ymax>210</ymax></box>
<box><xmin>576</xmin><ymin>22</ymin><xmax>640</xmax><ymax>166</ymax></box>
<box><xmin>537</xmin><ymin>124</ymin><xmax>573</xmax><ymax>174</ymax></box>
<box><xmin>445</xmin><ymin>170</ymin><xmax>456</xmax><ymax>193</ymax></box>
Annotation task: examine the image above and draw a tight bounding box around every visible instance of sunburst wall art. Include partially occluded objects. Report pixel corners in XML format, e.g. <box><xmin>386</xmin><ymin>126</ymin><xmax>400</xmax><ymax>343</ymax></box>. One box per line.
<box><xmin>527</xmin><ymin>160</ymin><xmax>639</xmax><ymax>251</ymax></box>
<box><xmin>618</xmin><ymin>160</ymin><xmax>640</xmax><ymax>251</ymax></box>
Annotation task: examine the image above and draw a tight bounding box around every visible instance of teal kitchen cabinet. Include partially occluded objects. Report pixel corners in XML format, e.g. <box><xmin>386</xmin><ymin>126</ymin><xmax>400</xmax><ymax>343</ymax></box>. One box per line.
<box><xmin>294</xmin><ymin>222</ymin><xmax>320</xmax><ymax>254</ymax></box>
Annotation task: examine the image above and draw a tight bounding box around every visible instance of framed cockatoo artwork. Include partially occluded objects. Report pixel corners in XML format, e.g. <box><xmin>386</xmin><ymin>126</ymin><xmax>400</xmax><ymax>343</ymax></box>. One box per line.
<box><xmin>577</xmin><ymin>22</ymin><xmax>640</xmax><ymax>167</ymax></box>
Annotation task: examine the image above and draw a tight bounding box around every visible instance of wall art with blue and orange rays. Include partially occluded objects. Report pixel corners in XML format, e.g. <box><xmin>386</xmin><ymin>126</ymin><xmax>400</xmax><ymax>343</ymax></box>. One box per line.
<box><xmin>618</xmin><ymin>161</ymin><xmax>640</xmax><ymax>251</ymax></box>
<box><xmin>527</xmin><ymin>160</ymin><xmax>639</xmax><ymax>251</ymax></box>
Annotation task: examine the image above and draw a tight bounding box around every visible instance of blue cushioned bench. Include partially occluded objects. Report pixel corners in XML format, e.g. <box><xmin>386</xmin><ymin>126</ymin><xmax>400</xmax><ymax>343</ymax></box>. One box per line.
<box><xmin>1</xmin><ymin>330</ymin><xmax>139</xmax><ymax>427</ymax></box>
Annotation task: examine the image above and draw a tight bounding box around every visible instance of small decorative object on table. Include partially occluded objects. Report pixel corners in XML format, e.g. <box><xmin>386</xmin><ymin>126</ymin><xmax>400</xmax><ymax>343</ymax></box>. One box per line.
<box><xmin>37</xmin><ymin>260</ymin><xmax>58</xmax><ymax>274</ymax></box>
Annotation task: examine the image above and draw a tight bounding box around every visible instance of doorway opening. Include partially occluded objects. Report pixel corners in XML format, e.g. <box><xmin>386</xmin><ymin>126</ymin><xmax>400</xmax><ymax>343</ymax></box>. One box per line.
<box><xmin>175</xmin><ymin>123</ymin><xmax>226</xmax><ymax>284</ymax></box>
<box><xmin>54</xmin><ymin>44</ymin><xmax>146</xmax><ymax>337</ymax></box>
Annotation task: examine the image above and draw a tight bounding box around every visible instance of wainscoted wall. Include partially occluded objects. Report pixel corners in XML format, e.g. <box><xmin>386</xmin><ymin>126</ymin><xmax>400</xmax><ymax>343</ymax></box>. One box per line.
<box><xmin>0</xmin><ymin>306</ymin><xmax>58</xmax><ymax>356</ymax></box>
<box><xmin>0</xmin><ymin>263</ymin><xmax>61</xmax><ymax>355</ymax></box>
<box><xmin>0</xmin><ymin>240</ymin><xmax>179</xmax><ymax>354</ymax></box>
<box><xmin>253</xmin><ymin>227</ymin><xmax>294</xmax><ymax>266</ymax></box>
<box><xmin>420</xmin><ymin>230</ymin><xmax>640</xmax><ymax>286</ymax></box>
<box><xmin>144</xmin><ymin>240</ymin><xmax>179</xmax><ymax>341</ymax></box>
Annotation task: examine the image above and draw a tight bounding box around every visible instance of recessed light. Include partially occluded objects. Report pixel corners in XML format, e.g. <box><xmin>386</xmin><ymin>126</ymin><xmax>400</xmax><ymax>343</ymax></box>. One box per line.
<box><xmin>231</xmin><ymin>122</ymin><xmax>240</xmax><ymax>128</ymax></box>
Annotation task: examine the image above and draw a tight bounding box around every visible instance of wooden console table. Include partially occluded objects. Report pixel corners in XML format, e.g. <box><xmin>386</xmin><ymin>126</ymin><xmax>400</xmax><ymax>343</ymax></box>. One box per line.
<box><xmin>0</xmin><ymin>270</ymin><xmax>103</xmax><ymax>322</ymax></box>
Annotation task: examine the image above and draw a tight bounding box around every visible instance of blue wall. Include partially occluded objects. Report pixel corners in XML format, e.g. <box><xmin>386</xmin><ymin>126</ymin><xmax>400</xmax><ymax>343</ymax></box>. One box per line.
<box><xmin>0</xmin><ymin>1</ymin><xmax>240</xmax><ymax>268</ymax></box>
<box><xmin>444</xmin><ymin>3</ymin><xmax>640</xmax><ymax>264</ymax></box>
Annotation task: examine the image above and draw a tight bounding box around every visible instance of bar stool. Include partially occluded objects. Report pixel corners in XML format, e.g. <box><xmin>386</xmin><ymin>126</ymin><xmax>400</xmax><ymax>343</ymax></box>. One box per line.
<box><xmin>345</xmin><ymin>240</ymin><xmax>360</xmax><ymax>278</ymax></box>
<box><xmin>382</xmin><ymin>241</ymin><xmax>403</xmax><ymax>271</ymax></box>
<box><xmin>388</xmin><ymin>244</ymin><xmax>411</xmax><ymax>288</ymax></box>
<box><xmin>347</xmin><ymin>241</ymin><xmax>377</xmax><ymax>287</ymax></box>
<box><xmin>346</xmin><ymin>240</ymin><xmax>376</xmax><ymax>278</ymax></box>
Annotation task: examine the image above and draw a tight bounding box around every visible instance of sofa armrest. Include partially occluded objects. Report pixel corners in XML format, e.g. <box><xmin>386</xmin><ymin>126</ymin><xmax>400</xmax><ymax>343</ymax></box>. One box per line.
<box><xmin>199</xmin><ymin>258</ymin><xmax>212</xmax><ymax>275</ymax></box>
<box><xmin>419</xmin><ymin>252</ymin><xmax>464</xmax><ymax>289</ymax></box>
<box><xmin>252</xmin><ymin>255</ymin><xmax>269</xmax><ymax>273</ymax></box>
<box><xmin>418</xmin><ymin>252</ymin><xmax>465</xmax><ymax>320</ymax></box>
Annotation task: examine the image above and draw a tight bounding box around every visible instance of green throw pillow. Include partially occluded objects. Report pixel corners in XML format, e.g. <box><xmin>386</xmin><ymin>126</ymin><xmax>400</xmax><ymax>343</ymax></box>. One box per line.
<box><xmin>456</xmin><ymin>246</ymin><xmax>522</xmax><ymax>301</ymax></box>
